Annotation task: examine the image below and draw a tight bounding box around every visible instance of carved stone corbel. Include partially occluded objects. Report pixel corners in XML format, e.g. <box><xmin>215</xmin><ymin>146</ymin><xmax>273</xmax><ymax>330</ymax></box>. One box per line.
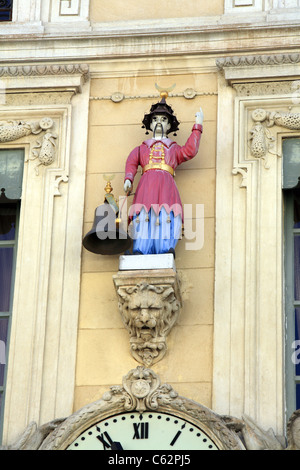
<box><xmin>113</xmin><ymin>270</ymin><xmax>182</xmax><ymax>366</ymax></box>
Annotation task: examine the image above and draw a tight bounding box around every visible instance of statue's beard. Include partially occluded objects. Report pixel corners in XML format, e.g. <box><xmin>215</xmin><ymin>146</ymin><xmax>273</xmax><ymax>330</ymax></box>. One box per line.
<box><xmin>153</xmin><ymin>123</ymin><xmax>166</xmax><ymax>139</ymax></box>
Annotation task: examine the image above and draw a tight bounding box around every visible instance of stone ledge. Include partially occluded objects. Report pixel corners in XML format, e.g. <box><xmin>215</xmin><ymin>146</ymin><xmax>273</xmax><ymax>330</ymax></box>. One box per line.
<box><xmin>118</xmin><ymin>253</ymin><xmax>176</xmax><ymax>271</ymax></box>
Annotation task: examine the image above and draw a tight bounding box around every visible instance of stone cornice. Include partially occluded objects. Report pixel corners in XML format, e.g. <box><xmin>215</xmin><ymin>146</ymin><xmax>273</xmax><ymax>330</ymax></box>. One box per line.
<box><xmin>1</xmin><ymin>15</ymin><xmax>300</xmax><ymax>41</ymax></box>
<box><xmin>216</xmin><ymin>53</ymin><xmax>300</xmax><ymax>70</ymax></box>
<box><xmin>0</xmin><ymin>63</ymin><xmax>89</xmax><ymax>80</ymax></box>
<box><xmin>0</xmin><ymin>21</ymin><xmax>300</xmax><ymax>63</ymax></box>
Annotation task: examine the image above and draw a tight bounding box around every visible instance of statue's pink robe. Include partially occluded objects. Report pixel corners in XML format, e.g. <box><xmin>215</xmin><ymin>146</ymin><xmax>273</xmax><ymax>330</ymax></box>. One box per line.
<box><xmin>125</xmin><ymin>124</ymin><xmax>203</xmax><ymax>221</ymax></box>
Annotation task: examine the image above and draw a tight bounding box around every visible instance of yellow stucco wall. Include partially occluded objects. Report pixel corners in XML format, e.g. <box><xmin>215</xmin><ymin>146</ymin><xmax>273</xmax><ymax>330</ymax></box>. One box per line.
<box><xmin>90</xmin><ymin>0</ymin><xmax>224</xmax><ymax>22</ymax></box>
<box><xmin>74</xmin><ymin>64</ymin><xmax>217</xmax><ymax>412</ymax></box>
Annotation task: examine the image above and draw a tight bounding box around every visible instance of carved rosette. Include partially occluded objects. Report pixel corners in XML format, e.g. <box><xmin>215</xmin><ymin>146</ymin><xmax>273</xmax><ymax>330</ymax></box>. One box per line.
<box><xmin>113</xmin><ymin>272</ymin><xmax>182</xmax><ymax>366</ymax></box>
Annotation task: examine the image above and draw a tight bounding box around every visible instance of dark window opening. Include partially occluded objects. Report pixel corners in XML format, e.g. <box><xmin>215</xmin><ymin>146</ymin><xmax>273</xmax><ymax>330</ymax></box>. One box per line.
<box><xmin>0</xmin><ymin>1</ymin><xmax>12</xmax><ymax>22</ymax></box>
<box><xmin>0</xmin><ymin>148</ymin><xmax>23</xmax><ymax>443</ymax></box>
<box><xmin>283</xmin><ymin>137</ymin><xmax>300</xmax><ymax>421</ymax></box>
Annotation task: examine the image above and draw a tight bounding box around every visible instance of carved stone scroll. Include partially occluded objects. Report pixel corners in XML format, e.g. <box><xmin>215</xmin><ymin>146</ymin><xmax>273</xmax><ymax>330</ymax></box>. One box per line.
<box><xmin>113</xmin><ymin>270</ymin><xmax>182</xmax><ymax>366</ymax></box>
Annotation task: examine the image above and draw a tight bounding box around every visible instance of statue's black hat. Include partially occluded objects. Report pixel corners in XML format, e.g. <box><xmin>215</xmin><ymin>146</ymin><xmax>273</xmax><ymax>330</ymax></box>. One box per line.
<box><xmin>142</xmin><ymin>94</ymin><xmax>180</xmax><ymax>135</ymax></box>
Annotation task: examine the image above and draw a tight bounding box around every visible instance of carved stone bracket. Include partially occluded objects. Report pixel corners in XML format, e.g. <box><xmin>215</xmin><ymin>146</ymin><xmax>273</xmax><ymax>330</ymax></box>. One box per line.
<box><xmin>0</xmin><ymin>117</ymin><xmax>57</xmax><ymax>174</ymax></box>
<box><xmin>113</xmin><ymin>269</ymin><xmax>182</xmax><ymax>366</ymax></box>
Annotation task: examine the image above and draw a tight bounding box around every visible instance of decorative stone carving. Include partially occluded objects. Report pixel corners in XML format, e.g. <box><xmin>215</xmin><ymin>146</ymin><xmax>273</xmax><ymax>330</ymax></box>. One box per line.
<box><xmin>113</xmin><ymin>270</ymin><xmax>182</xmax><ymax>366</ymax></box>
<box><xmin>239</xmin><ymin>414</ymin><xmax>285</xmax><ymax>450</ymax></box>
<box><xmin>216</xmin><ymin>53</ymin><xmax>300</xmax><ymax>70</ymax></box>
<box><xmin>233</xmin><ymin>81</ymin><xmax>297</xmax><ymax>97</ymax></box>
<box><xmin>0</xmin><ymin>63</ymin><xmax>89</xmax><ymax>81</ymax></box>
<box><xmin>249</xmin><ymin>109</ymin><xmax>275</xmax><ymax>165</ymax></box>
<box><xmin>0</xmin><ymin>419</ymin><xmax>66</xmax><ymax>450</ymax></box>
<box><xmin>0</xmin><ymin>118</ymin><xmax>58</xmax><ymax>174</ymax></box>
<box><xmin>117</xmin><ymin>282</ymin><xmax>181</xmax><ymax>366</ymax></box>
<box><xmin>286</xmin><ymin>409</ymin><xmax>300</xmax><ymax>450</ymax></box>
<box><xmin>90</xmin><ymin>89</ymin><xmax>217</xmax><ymax>103</ymax></box>
<box><xmin>267</xmin><ymin>110</ymin><xmax>300</xmax><ymax>129</ymax></box>
<box><xmin>249</xmin><ymin>108</ymin><xmax>300</xmax><ymax>162</ymax></box>
<box><xmin>37</xmin><ymin>366</ymin><xmax>245</xmax><ymax>450</ymax></box>
<box><xmin>2</xmin><ymin>365</ymin><xmax>299</xmax><ymax>450</ymax></box>
<box><xmin>32</xmin><ymin>131</ymin><xmax>57</xmax><ymax>175</ymax></box>
<box><xmin>0</xmin><ymin>120</ymin><xmax>40</xmax><ymax>142</ymax></box>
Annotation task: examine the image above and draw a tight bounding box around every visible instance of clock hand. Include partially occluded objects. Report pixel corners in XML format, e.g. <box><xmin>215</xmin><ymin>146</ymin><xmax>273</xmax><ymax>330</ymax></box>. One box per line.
<box><xmin>111</xmin><ymin>441</ymin><xmax>123</xmax><ymax>450</ymax></box>
<box><xmin>96</xmin><ymin>432</ymin><xmax>123</xmax><ymax>450</ymax></box>
<box><xmin>170</xmin><ymin>423</ymin><xmax>186</xmax><ymax>447</ymax></box>
<box><xmin>170</xmin><ymin>430</ymin><xmax>182</xmax><ymax>447</ymax></box>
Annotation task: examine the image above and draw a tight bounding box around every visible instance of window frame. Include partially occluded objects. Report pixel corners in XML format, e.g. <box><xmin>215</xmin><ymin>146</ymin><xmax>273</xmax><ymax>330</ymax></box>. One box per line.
<box><xmin>213</xmin><ymin>73</ymin><xmax>300</xmax><ymax>436</ymax></box>
<box><xmin>0</xmin><ymin>199</ymin><xmax>20</xmax><ymax>442</ymax></box>
<box><xmin>0</xmin><ymin>68</ymin><xmax>89</xmax><ymax>447</ymax></box>
<box><xmin>283</xmin><ymin>160</ymin><xmax>300</xmax><ymax>422</ymax></box>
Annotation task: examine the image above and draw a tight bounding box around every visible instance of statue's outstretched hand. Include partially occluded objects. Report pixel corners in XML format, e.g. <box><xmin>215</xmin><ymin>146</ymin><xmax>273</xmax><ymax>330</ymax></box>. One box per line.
<box><xmin>195</xmin><ymin>108</ymin><xmax>204</xmax><ymax>125</ymax></box>
<box><xmin>124</xmin><ymin>179</ymin><xmax>132</xmax><ymax>194</ymax></box>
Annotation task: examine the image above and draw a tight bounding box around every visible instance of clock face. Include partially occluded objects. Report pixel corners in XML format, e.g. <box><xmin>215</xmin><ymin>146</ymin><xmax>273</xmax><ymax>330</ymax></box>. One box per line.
<box><xmin>67</xmin><ymin>411</ymin><xmax>219</xmax><ymax>450</ymax></box>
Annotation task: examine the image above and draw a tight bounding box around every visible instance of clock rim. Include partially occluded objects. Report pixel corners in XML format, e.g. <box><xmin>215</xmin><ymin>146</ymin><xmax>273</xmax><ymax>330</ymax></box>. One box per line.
<box><xmin>40</xmin><ymin>398</ymin><xmax>244</xmax><ymax>450</ymax></box>
<box><xmin>66</xmin><ymin>408</ymin><xmax>223</xmax><ymax>450</ymax></box>
<box><xmin>39</xmin><ymin>366</ymin><xmax>245</xmax><ymax>451</ymax></box>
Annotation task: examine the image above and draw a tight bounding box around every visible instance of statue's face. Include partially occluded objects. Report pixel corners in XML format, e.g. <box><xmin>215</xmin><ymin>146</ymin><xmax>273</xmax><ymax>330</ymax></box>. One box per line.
<box><xmin>150</xmin><ymin>114</ymin><xmax>171</xmax><ymax>137</ymax></box>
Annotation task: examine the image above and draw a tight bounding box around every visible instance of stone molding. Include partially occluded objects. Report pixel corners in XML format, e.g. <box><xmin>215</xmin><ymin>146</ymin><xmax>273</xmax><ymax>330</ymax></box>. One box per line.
<box><xmin>90</xmin><ymin>89</ymin><xmax>217</xmax><ymax>103</ymax></box>
<box><xmin>216</xmin><ymin>53</ymin><xmax>300</xmax><ymax>70</ymax></box>
<box><xmin>0</xmin><ymin>63</ymin><xmax>89</xmax><ymax>79</ymax></box>
<box><xmin>217</xmin><ymin>53</ymin><xmax>300</xmax><ymax>84</ymax></box>
<box><xmin>233</xmin><ymin>80</ymin><xmax>298</xmax><ymax>97</ymax></box>
<box><xmin>0</xmin><ymin>117</ymin><xmax>57</xmax><ymax>174</ymax></box>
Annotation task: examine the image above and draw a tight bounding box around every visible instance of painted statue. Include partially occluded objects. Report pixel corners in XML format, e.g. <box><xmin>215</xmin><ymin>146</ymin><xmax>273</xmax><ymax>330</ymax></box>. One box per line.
<box><xmin>124</xmin><ymin>93</ymin><xmax>203</xmax><ymax>256</ymax></box>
